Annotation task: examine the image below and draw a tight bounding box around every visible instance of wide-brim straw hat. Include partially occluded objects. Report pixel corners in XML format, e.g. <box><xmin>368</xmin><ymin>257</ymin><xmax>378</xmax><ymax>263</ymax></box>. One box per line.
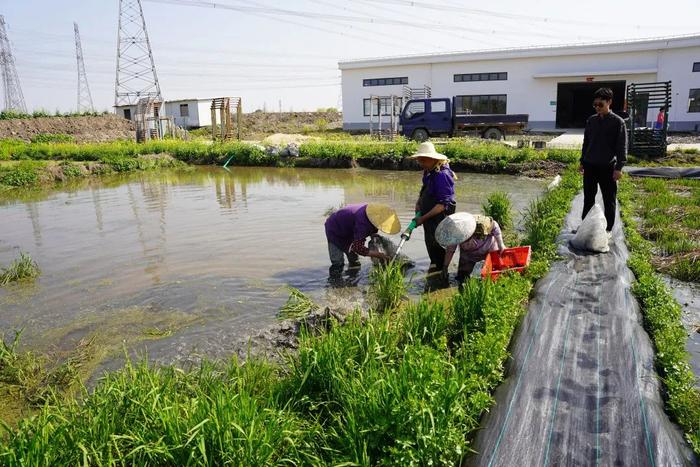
<box><xmin>435</xmin><ymin>212</ymin><xmax>476</xmax><ymax>248</ymax></box>
<box><xmin>409</xmin><ymin>142</ymin><xmax>447</xmax><ymax>161</ymax></box>
<box><xmin>366</xmin><ymin>203</ymin><xmax>401</xmax><ymax>235</ymax></box>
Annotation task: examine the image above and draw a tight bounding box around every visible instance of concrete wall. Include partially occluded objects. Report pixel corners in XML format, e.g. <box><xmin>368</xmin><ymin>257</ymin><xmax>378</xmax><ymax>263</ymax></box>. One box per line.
<box><xmin>658</xmin><ymin>47</ymin><xmax>700</xmax><ymax>131</ymax></box>
<box><xmin>162</xmin><ymin>101</ymin><xmax>203</xmax><ymax>128</ymax></box>
<box><xmin>196</xmin><ymin>101</ymin><xmax>213</xmax><ymax>127</ymax></box>
<box><xmin>341</xmin><ymin>45</ymin><xmax>700</xmax><ymax>131</ymax></box>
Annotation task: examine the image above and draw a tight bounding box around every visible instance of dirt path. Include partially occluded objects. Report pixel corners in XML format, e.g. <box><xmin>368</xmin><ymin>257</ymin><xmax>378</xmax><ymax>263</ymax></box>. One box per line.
<box><xmin>469</xmin><ymin>193</ymin><xmax>695</xmax><ymax>466</ymax></box>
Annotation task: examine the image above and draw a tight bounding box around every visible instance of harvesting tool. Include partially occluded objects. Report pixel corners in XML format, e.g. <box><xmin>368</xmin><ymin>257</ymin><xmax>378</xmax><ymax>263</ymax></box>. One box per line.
<box><xmin>392</xmin><ymin>211</ymin><xmax>420</xmax><ymax>261</ymax></box>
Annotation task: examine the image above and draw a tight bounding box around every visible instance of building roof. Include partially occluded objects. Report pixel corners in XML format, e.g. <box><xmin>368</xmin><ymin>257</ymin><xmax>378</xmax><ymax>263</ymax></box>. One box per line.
<box><xmin>338</xmin><ymin>33</ymin><xmax>700</xmax><ymax>70</ymax></box>
<box><xmin>164</xmin><ymin>97</ymin><xmax>215</xmax><ymax>103</ymax></box>
<box><xmin>114</xmin><ymin>97</ymin><xmax>214</xmax><ymax>108</ymax></box>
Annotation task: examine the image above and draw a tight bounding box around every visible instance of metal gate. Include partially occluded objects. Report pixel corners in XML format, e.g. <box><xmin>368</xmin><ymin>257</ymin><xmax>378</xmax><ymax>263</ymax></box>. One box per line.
<box><xmin>626</xmin><ymin>81</ymin><xmax>671</xmax><ymax>157</ymax></box>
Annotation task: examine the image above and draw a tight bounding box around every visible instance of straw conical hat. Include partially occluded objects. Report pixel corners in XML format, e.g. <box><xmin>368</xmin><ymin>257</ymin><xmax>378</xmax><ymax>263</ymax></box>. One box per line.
<box><xmin>366</xmin><ymin>203</ymin><xmax>401</xmax><ymax>235</ymax></box>
<box><xmin>435</xmin><ymin>212</ymin><xmax>476</xmax><ymax>248</ymax></box>
<box><xmin>409</xmin><ymin>142</ymin><xmax>447</xmax><ymax>161</ymax></box>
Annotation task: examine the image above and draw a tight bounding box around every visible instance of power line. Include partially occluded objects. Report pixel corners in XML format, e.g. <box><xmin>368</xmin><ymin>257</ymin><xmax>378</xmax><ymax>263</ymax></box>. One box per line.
<box><xmin>142</xmin><ymin>0</ymin><xmax>443</xmax><ymax>50</ymax></box>
<box><xmin>13</xmin><ymin>28</ymin><xmax>340</xmax><ymax>60</ymax></box>
<box><xmin>358</xmin><ymin>0</ymin><xmax>672</xmax><ymax>30</ymax></box>
<box><xmin>15</xmin><ymin>48</ymin><xmax>338</xmax><ymax>71</ymax></box>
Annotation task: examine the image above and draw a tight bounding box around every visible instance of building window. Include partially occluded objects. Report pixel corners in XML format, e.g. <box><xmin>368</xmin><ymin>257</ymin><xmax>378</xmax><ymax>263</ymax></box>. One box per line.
<box><xmin>454</xmin><ymin>94</ymin><xmax>507</xmax><ymax>114</ymax></box>
<box><xmin>180</xmin><ymin>104</ymin><xmax>189</xmax><ymax>117</ymax></box>
<box><xmin>123</xmin><ymin>109</ymin><xmax>131</xmax><ymax>120</ymax></box>
<box><xmin>363</xmin><ymin>97</ymin><xmax>403</xmax><ymax>116</ymax></box>
<box><xmin>689</xmin><ymin>89</ymin><xmax>700</xmax><ymax>113</ymax></box>
<box><xmin>454</xmin><ymin>72</ymin><xmax>507</xmax><ymax>82</ymax></box>
<box><xmin>363</xmin><ymin>77</ymin><xmax>408</xmax><ymax>87</ymax></box>
<box><xmin>693</xmin><ymin>62</ymin><xmax>700</xmax><ymax>72</ymax></box>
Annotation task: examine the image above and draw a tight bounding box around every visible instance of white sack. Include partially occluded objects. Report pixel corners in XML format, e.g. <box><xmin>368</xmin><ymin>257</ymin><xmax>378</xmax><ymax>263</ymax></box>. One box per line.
<box><xmin>570</xmin><ymin>204</ymin><xmax>609</xmax><ymax>253</ymax></box>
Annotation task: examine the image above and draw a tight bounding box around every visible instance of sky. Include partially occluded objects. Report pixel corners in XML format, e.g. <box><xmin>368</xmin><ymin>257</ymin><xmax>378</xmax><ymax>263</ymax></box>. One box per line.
<box><xmin>2</xmin><ymin>0</ymin><xmax>699</xmax><ymax>113</ymax></box>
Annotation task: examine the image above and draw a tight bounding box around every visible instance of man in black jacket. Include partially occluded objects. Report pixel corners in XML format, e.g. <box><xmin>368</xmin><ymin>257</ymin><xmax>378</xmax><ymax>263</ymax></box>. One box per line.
<box><xmin>580</xmin><ymin>87</ymin><xmax>627</xmax><ymax>236</ymax></box>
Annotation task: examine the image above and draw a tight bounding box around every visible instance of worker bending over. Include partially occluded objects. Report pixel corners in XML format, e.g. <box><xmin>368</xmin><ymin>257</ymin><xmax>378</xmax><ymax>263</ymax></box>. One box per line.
<box><xmin>324</xmin><ymin>203</ymin><xmax>400</xmax><ymax>273</ymax></box>
<box><xmin>436</xmin><ymin>212</ymin><xmax>506</xmax><ymax>282</ymax></box>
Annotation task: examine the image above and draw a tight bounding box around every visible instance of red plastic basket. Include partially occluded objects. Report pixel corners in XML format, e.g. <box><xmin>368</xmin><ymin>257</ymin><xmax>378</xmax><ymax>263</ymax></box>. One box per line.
<box><xmin>481</xmin><ymin>246</ymin><xmax>532</xmax><ymax>280</ymax></box>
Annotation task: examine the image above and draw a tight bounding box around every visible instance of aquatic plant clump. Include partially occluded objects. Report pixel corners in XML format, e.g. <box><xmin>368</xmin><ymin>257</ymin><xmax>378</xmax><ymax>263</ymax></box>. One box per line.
<box><xmin>0</xmin><ymin>330</ymin><xmax>90</xmax><ymax>412</ymax></box>
<box><xmin>369</xmin><ymin>261</ymin><xmax>408</xmax><ymax>312</ymax></box>
<box><xmin>279</xmin><ymin>287</ymin><xmax>319</xmax><ymax>319</ymax></box>
<box><xmin>482</xmin><ymin>191</ymin><xmax>513</xmax><ymax>230</ymax></box>
<box><xmin>0</xmin><ymin>252</ymin><xmax>40</xmax><ymax>285</ymax></box>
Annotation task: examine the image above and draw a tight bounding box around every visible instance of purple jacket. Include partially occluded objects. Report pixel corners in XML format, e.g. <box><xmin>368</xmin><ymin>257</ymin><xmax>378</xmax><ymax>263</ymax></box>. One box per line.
<box><xmin>422</xmin><ymin>164</ymin><xmax>456</xmax><ymax>208</ymax></box>
<box><xmin>325</xmin><ymin>204</ymin><xmax>378</xmax><ymax>252</ymax></box>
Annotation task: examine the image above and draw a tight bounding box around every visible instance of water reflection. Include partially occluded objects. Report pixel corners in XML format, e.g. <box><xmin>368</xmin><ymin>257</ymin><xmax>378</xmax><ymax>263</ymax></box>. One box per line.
<box><xmin>0</xmin><ymin>166</ymin><xmax>547</xmax><ymax>362</ymax></box>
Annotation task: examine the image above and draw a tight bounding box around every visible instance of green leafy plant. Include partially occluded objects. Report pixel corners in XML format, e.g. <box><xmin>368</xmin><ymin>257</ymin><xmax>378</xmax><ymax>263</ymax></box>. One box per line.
<box><xmin>369</xmin><ymin>261</ymin><xmax>408</xmax><ymax>312</ymax></box>
<box><xmin>30</xmin><ymin>134</ymin><xmax>74</xmax><ymax>144</ymax></box>
<box><xmin>0</xmin><ymin>162</ymin><xmax>40</xmax><ymax>187</ymax></box>
<box><xmin>482</xmin><ymin>191</ymin><xmax>513</xmax><ymax>230</ymax></box>
<box><xmin>619</xmin><ymin>178</ymin><xmax>700</xmax><ymax>451</ymax></box>
<box><xmin>314</xmin><ymin>118</ymin><xmax>328</xmax><ymax>132</ymax></box>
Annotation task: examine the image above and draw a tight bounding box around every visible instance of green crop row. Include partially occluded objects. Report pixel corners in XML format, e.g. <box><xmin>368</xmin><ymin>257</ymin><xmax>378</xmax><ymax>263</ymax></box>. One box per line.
<box><xmin>618</xmin><ymin>178</ymin><xmax>700</xmax><ymax>452</ymax></box>
<box><xmin>0</xmin><ymin>138</ymin><xmax>579</xmax><ymax>166</ymax></box>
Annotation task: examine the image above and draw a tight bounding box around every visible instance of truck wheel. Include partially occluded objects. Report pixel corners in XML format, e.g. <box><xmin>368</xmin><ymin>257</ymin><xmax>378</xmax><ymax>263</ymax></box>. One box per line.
<box><xmin>412</xmin><ymin>128</ymin><xmax>429</xmax><ymax>142</ymax></box>
<box><xmin>483</xmin><ymin>128</ymin><xmax>504</xmax><ymax>140</ymax></box>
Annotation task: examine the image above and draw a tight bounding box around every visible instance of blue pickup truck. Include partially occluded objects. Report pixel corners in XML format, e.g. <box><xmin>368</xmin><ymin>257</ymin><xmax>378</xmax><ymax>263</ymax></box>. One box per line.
<box><xmin>399</xmin><ymin>97</ymin><xmax>529</xmax><ymax>141</ymax></box>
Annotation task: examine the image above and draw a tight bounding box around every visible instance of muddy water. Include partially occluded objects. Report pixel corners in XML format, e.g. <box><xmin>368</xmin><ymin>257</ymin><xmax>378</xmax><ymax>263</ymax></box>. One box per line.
<box><xmin>0</xmin><ymin>167</ymin><xmax>546</xmax><ymax>369</ymax></box>
<box><xmin>667</xmin><ymin>277</ymin><xmax>700</xmax><ymax>384</ymax></box>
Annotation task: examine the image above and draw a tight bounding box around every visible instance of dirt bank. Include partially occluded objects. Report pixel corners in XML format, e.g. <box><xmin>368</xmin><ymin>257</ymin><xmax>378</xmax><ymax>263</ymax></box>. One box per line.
<box><xmin>240</xmin><ymin>110</ymin><xmax>342</xmax><ymax>138</ymax></box>
<box><xmin>0</xmin><ymin>115</ymin><xmax>135</xmax><ymax>143</ymax></box>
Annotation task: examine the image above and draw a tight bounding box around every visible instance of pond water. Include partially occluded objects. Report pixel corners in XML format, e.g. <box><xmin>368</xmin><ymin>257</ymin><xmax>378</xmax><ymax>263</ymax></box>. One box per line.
<box><xmin>0</xmin><ymin>167</ymin><xmax>547</xmax><ymax>369</ymax></box>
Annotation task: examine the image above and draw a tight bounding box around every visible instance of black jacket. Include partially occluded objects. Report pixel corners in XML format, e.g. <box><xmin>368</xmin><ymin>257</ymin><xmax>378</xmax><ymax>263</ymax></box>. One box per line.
<box><xmin>581</xmin><ymin>111</ymin><xmax>628</xmax><ymax>170</ymax></box>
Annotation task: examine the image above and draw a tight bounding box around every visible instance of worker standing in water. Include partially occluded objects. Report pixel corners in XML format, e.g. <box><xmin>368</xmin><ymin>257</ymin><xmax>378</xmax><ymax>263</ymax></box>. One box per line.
<box><xmin>324</xmin><ymin>203</ymin><xmax>401</xmax><ymax>274</ymax></box>
<box><xmin>435</xmin><ymin>212</ymin><xmax>506</xmax><ymax>283</ymax></box>
<box><xmin>410</xmin><ymin>142</ymin><xmax>457</xmax><ymax>271</ymax></box>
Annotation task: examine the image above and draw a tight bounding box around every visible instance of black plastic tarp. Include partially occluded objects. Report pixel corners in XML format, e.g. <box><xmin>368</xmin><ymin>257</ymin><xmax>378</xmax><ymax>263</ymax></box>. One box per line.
<box><xmin>469</xmin><ymin>193</ymin><xmax>696</xmax><ymax>466</ymax></box>
<box><xmin>624</xmin><ymin>166</ymin><xmax>700</xmax><ymax>179</ymax></box>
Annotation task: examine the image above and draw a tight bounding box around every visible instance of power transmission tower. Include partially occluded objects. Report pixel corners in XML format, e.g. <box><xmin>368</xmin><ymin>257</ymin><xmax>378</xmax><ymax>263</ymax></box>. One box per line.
<box><xmin>0</xmin><ymin>16</ymin><xmax>27</xmax><ymax>113</ymax></box>
<box><xmin>74</xmin><ymin>22</ymin><xmax>95</xmax><ymax>112</ymax></box>
<box><xmin>114</xmin><ymin>0</ymin><xmax>161</xmax><ymax>107</ymax></box>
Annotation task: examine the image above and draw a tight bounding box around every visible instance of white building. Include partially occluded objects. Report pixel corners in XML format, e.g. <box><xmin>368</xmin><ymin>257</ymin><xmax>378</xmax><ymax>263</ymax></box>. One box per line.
<box><xmin>339</xmin><ymin>34</ymin><xmax>700</xmax><ymax>132</ymax></box>
<box><xmin>115</xmin><ymin>97</ymin><xmax>218</xmax><ymax>128</ymax></box>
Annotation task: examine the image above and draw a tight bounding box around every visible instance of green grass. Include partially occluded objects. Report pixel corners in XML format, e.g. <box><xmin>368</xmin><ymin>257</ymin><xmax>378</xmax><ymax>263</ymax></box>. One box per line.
<box><xmin>522</xmin><ymin>166</ymin><xmax>583</xmax><ymax>262</ymax></box>
<box><xmin>0</xmin><ymin>156</ymin><xmax>186</xmax><ymax>190</ymax></box>
<box><xmin>0</xmin><ymin>138</ymin><xmax>578</xmax><ymax>190</ymax></box>
<box><xmin>0</xmin><ymin>330</ymin><xmax>90</xmax><ymax>410</ymax></box>
<box><xmin>628</xmin><ymin>177</ymin><xmax>700</xmax><ymax>282</ymax></box>
<box><xmin>0</xmin><ymin>110</ymin><xmax>109</xmax><ymax>120</ymax></box>
<box><xmin>0</xmin><ymin>252</ymin><xmax>40</xmax><ymax>286</ymax></box>
<box><xmin>0</xmin><ymin>167</ymin><xmax>581</xmax><ymax>465</ymax></box>
<box><xmin>369</xmin><ymin>261</ymin><xmax>409</xmax><ymax>313</ymax></box>
<box><xmin>482</xmin><ymin>191</ymin><xmax>513</xmax><ymax>230</ymax></box>
<box><xmin>29</xmin><ymin>134</ymin><xmax>74</xmax><ymax>144</ymax></box>
<box><xmin>619</xmin><ymin>178</ymin><xmax>700</xmax><ymax>452</ymax></box>
<box><xmin>0</xmin><ymin>138</ymin><xmax>579</xmax><ymax>169</ymax></box>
